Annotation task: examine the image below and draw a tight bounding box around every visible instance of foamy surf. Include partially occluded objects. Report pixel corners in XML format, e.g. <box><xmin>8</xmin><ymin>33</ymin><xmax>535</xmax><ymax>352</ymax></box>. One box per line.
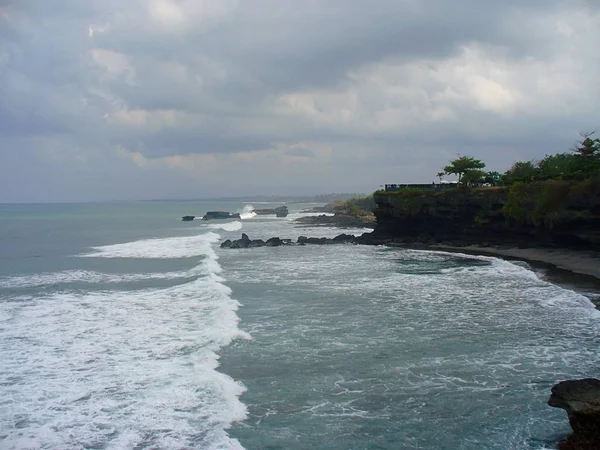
<box><xmin>239</xmin><ymin>205</ymin><xmax>257</xmax><ymax>220</ymax></box>
<box><xmin>80</xmin><ymin>232</ymin><xmax>220</xmax><ymax>259</ymax></box>
<box><xmin>209</xmin><ymin>220</ymin><xmax>243</xmax><ymax>232</ymax></box>
<box><xmin>0</xmin><ymin>231</ymin><xmax>250</xmax><ymax>450</ymax></box>
<box><xmin>0</xmin><ymin>268</ymin><xmax>202</xmax><ymax>289</ymax></box>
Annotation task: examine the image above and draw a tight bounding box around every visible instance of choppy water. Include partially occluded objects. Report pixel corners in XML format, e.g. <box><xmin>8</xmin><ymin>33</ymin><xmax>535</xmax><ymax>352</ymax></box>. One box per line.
<box><xmin>1</xmin><ymin>202</ymin><xmax>599</xmax><ymax>449</ymax></box>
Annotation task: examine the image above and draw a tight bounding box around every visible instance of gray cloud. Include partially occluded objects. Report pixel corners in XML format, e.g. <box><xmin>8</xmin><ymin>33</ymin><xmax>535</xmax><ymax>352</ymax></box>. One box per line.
<box><xmin>0</xmin><ymin>0</ymin><xmax>599</xmax><ymax>201</ymax></box>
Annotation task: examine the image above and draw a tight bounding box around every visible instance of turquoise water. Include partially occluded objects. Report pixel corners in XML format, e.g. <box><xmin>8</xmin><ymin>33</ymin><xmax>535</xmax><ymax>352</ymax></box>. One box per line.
<box><xmin>1</xmin><ymin>202</ymin><xmax>599</xmax><ymax>449</ymax></box>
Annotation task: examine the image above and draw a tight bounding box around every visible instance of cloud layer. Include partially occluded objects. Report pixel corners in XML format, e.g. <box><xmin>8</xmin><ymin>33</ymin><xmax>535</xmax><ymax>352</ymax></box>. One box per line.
<box><xmin>1</xmin><ymin>0</ymin><xmax>599</xmax><ymax>201</ymax></box>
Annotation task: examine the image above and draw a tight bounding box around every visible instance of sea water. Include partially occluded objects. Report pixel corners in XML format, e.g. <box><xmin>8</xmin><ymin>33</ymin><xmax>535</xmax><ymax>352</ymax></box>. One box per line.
<box><xmin>0</xmin><ymin>201</ymin><xmax>599</xmax><ymax>449</ymax></box>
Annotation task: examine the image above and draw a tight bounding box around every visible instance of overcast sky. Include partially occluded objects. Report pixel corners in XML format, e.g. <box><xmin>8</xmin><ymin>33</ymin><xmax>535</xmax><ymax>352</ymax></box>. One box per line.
<box><xmin>1</xmin><ymin>0</ymin><xmax>598</xmax><ymax>202</ymax></box>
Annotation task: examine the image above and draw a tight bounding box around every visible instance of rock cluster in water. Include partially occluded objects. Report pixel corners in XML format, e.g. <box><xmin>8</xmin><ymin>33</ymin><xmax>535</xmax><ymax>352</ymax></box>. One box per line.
<box><xmin>183</xmin><ymin>207</ymin><xmax>290</xmax><ymax>221</ymax></box>
<box><xmin>548</xmin><ymin>378</ymin><xmax>600</xmax><ymax>449</ymax></box>
<box><xmin>202</xmin><ymin>211</ymin><xmax>241</xmax><ymax>220</ymax></box>
<box><xmin>220</xmin><ymin>233</ymin><xmax>357</xmax><ymax>248</ymax></box>
<box><xmin>252</xmin><ymin>206</ymin><xmax>289</xmax><ymax>217</ymax></box>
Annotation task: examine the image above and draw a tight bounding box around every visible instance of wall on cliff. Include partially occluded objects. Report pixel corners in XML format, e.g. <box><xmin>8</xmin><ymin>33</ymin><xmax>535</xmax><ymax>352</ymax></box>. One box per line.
<box><xmin>372</xmin><ymin>178</ymin><xmax>600</xmax><ymax>249</ymax></box>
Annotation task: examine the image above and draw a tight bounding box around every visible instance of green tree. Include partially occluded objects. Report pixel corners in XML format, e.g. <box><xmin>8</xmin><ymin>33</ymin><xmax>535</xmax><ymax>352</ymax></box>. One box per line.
<box><xmin>461</xmin><ymin>169</ymin><xmax>486</xmax><ymax>186</ymax></box>
<box><xmin>442</xmin><ymin>156</ymin><xmax>486</xmax><ymax>183</ymax></box>
<box><xmin>502</xmin><ymin>161</ymin><xmax>539</xmax><ymax>185</ymax></box>
<box><xmin>537</xmin><ymin>153</ymin><xmax>585</xmax><ymax>180</ymax></box>
<box><xmin>484</xmin><ymin>171</ymin><xmax>502</xmax><ymax>186</ymax></box>
<box><xmin>573</xmin><ymin>132</ymin><xmax>600</xmax><ymax>159</ymax></box>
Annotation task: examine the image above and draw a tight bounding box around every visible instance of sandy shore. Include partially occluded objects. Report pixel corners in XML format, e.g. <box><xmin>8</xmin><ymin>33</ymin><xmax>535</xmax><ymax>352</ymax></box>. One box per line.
<box><xmin>429</xmin><ymin>244</ymin><xmax>600</xmax><ymax>280</ymax></box>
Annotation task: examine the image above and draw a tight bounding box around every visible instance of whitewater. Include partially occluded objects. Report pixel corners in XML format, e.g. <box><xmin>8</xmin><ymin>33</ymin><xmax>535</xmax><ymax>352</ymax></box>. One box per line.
<box><xmin>0</xmin><ymin>221</ymin><xmax>252</xmax><ymax>449</ymax></box>
<box><xmin>1</xmin><ymin>201</ymin><xmax>599</xmax><ymax>449</ymax></box>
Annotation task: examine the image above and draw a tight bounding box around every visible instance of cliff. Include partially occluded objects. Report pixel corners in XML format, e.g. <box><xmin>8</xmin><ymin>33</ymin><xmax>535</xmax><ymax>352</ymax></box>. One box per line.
<box><xmin>366</xmin><ymin>179</ymin><xmax>600</xmax><ymax>250</ymax></box>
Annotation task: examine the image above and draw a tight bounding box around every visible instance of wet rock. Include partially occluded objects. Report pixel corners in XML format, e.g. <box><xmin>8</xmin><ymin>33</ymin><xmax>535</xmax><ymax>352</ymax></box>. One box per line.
<box><xmin>332</xmin><ymin>233</ymin><xmax>356</xmax><ymax>243</ymax></box>
<box><xmin>202</xmin><ymin>211</ymin><xmax>241</xmax><ymax>220</ymax></box>
<box><xmin>265</xmin><ymin>237</ymin><xmax>284</xmax><ymax>247</ymax></box>
<box><xmin>252</xmin><ymin>206</ymin><xmax>289</xmax><ymax>217</ymax></box>
<box><xmin>295</xmin><ymin>213</ymin><xmax>375</xmax><ymax>228</ymax></box>
<box><xmin>222</xmin><ymin>234</ymin><xmax>357</xmax><ymax>249</ymax></box>
<box><xmin>548</xmin><ymin>378</ymin><xmax>600</xmax><ymax>449</ymax></box>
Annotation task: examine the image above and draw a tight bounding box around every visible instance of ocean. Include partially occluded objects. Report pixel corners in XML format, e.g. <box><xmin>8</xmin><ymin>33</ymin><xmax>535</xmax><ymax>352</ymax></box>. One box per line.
<box><xmin>0</xmin><ymin>201</ymin><xmax>599</xmax><ymax>450</ymax></box>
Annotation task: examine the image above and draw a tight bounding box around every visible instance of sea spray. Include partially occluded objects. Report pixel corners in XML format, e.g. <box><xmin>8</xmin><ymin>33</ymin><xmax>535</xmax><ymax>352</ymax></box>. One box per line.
<box><xmin>239</xmin><ymin>205</ymin><xmax>257</xmax><ymax>220</ymax></box>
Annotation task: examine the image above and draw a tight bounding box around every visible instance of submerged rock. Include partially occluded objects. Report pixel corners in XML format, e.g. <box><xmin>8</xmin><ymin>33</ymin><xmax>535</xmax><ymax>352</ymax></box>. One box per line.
<box><xmin>548</xmin><ymin>378</ymin><xmax>600</xmax><ymax>449</ymax></box>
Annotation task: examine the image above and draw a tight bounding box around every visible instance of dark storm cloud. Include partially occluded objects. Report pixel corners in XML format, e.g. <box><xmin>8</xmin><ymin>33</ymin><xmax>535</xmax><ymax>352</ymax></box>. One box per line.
<box><xmin>0</xmin><ymin>0</ymin><xmax>598</xmax><ymax>201</ymax></box>
<box><xmin>90</xmin><ymin>0</ymin><xmax>559</xmax><ymax>101</ymax></box>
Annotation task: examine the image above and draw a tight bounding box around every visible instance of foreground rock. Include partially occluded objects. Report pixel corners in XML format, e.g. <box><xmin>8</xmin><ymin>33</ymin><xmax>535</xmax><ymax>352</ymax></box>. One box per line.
<box><xmin>202</xmin><ymin>211</ymin><xmax>241</xmax><ymax>220</ymax></box>
<box><xmin>221</xmin><ymin>233</ymin><xmax>356</xmax><ymax>248</ymax></box>
<box><xmin>548</xmin><ymin>378</ymin><xmax>600</xmax><ymax>449</ymax></box>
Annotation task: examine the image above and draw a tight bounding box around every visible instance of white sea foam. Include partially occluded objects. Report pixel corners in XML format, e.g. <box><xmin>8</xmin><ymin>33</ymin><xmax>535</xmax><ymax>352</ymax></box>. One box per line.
<box><xmin>239</xmin><ymin>205</ymin><xmax>257</xmax><ymax>220</ymax></box>
<box><xmin>0</xmin><ymin>268</ymin><xmax>199</xmax><ymax>289</ymax></box>
<box><xmin>209</xmin><ymin>220</ymin><xmax>243</xmax><ymax>232</ymax></box>
<box><xmin>80</xmin><ymin>231</ymin><xmax>220</xmax><ymax>259</ymax></box>
<box><xmin>407</xmin><ymin>249</ymin><xmax>599</xmax><ymax>312</ymax></box>
<box><xmin>1</xmin><ymin>232</ymin><xmax>250</xmax><ymax>449</ymax></box>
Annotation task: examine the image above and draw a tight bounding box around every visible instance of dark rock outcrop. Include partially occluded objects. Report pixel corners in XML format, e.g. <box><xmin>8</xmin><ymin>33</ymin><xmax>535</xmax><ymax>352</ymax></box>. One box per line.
<box><xmin>295</xmin><ymin>213</ymin><xmax>375</xmax><ymax>228</ymax></box>
<box><xmin>252</xmin><ymin>206</ymin><xmax>289</xmax><ymax>217</ymax></box>
<box><xmin>301</xmin><ymin>205</ymin><xmax>336</xmax><ymax>213</ymax></box>
<box><xmin>202</xmin><ymin>211</ymin><xmax>241</xmax><ymax>220</ymax></box>
<box><xmin>265</xmin><ymin>237</ymin><xmax>284</xmax><ymax>246</ymax></box>
<box><xmin>221</xmin><ymin>233</ymin><xmax>288</xmax><ymax>249</ymax></box>
<box><xmin>275</xmin><ymin>206</ymin><xmax>289</xmax><ymax>218</ymax></box>
<box><xmin>548</xmin><ymin>378</ymin><xmax>600</xmax><ymax>449</ymax></box>
<box><xmin>181</xmin><ymin>215</ymin><xmax>195</xmax><ymax>221</ymax></box>
<box><xmin>221</xmin><ymin>234</ymin><xmax>356</xmax><ymax>248</ymax></box>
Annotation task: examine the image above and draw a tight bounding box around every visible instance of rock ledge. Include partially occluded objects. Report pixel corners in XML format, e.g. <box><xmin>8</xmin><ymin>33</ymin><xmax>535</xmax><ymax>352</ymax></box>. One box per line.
<box><xmin>548</xmin><ymin>378</ymin><xmax>600</xmax><ymax>450</ymax></box>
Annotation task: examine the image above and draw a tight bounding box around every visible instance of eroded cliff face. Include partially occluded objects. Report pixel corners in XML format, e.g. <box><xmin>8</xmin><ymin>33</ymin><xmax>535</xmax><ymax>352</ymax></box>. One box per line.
<box><xmin>369</xmin><ymin>180</ymin><xmax>600</xmax><ymax>250</ymax></box>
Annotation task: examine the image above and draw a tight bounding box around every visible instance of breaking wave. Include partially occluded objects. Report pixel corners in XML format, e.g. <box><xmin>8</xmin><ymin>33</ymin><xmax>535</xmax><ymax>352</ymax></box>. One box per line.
<box><xmin>0</xmin><ymin>231</ymin><xmax>250</xmax><ymax>449</ymax></box>
<box><xmin>239</xmin><ymin>205</ymin><xmax>257</xmax><ymax>220</ymax></box>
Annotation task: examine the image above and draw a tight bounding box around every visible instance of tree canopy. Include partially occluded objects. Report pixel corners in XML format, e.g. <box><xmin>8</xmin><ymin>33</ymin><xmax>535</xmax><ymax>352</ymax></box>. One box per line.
<box><xmin>434</xmin><ymin>131</ymin><xmax>599</xmax><ymax>189</ymax></box>
<box><xmin>573</xmin><ymin>132</ymin><xmax>600</xmax><ymax>159</ymax></box>
<box><xmin>442</xmin><ymin>156</ymin><xmax>486</xmax><ymax>182</ymax></box>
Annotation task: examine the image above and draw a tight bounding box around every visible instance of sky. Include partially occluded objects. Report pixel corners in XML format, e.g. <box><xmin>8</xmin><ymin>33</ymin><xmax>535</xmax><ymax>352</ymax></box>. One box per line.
<box><xmin>1</xmin><ymin>0</ymin><xmax>599</xmax><ymax>202</ymax></box>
